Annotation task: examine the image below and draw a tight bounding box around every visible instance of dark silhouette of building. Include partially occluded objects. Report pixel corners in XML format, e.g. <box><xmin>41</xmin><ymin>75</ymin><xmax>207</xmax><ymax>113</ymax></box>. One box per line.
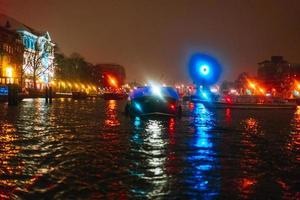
<box><xmin>258</xmin><ymin>56</ymin><xmax>300</xmax><ymax>91</ymax></box>
<box><xmin>92</xmin><ymin>64</ymin><xmax>126</xmax><ymax>87</ymax></box>
<box><xmin>0</xmin><ymin>24</ymin><xmax>24</xmax><ymax>85</ymax></box>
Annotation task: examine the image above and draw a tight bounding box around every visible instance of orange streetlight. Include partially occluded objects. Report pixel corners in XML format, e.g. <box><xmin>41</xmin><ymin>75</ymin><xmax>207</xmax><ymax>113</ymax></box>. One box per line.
<box><xmin>5</xmin><ymin>67</ymin><xmax>13</xmax><ymax>78</ymax></box>
<box><xmin>248</xmin><ymin>82</ymin><xmax>256</xmax><ymax>89</ymax></box>
<box><xmin>107</xmin><ymin>75</ymin><xmax>118</xmax><ymax>87</ymax></box>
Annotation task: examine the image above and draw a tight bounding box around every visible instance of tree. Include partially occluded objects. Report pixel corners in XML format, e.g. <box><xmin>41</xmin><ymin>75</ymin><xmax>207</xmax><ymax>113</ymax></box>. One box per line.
<box><xmin>54</xmin><ymin>52</ymin><xmax>93</xmax><ymax>83</ymax></box>
<box><xmin>23</xmin><ymin>38</ymin><xmax>53</xmax><ymax>90</ymax></box>
<box><xmin>235</xmin><ymin>72</ymin><xmax>250</xmax><ymax>89</ymax></box>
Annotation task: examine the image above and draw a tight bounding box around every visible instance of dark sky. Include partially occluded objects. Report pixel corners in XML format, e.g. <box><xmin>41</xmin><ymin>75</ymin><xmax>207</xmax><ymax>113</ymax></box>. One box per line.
<box><xmin>1</xmin><ymin>0</ymin><xmax>300</xmax><ymax>84</ymax></box>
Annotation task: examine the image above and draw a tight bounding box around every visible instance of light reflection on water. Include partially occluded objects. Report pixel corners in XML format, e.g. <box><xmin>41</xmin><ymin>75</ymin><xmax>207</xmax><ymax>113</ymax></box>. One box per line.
<box><xmin>186</xmin><ymin>103</ymin><xmax>219</xmax><ymax>199</ymax></box>
<box><xmin>104</xmin><ymin>100</ymin><xmax>120</xmax><ymax>127</ymax></box>
<box><xmin>0</xmin><ymin>99</ymin><xmax>299</xmax><ymax>199</ymax></box>
<box><xmin>129</xmin><ymin>117</ymin><xmax>170</xmax><ymax>198</ymax></box>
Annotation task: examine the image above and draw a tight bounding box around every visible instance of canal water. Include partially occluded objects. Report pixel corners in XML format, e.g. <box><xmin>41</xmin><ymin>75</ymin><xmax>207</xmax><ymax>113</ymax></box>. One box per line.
<box><xmin>0</xmin><ymin>98</ymin><xmax>299</xmax><ymax>199</ymax></box>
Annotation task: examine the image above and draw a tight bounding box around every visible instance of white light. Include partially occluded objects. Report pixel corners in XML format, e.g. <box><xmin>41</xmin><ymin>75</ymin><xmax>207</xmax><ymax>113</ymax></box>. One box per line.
<box><xmin>5</xmin><ymin>67</ymin><xmax>13</xmax><ymax>78</ymax></box>
<box><xmin>151</xmin><ymin>85</ymin><xmax>161</xmax><ymax>96</ymax></box>
<box><xmin>200</xmin><ymin>65</ymin><xmax>209</xmax><ymax>75</ymax></box>
<box><xmin>230</xmin><ymin>89</ymin><xmax>237</xmax><ymax>93</ymax></box>
<box><xmin>210</xmin><ymin>87</ymin><xmax>218</xmax><ymax>93</ymax></box>
<box><xmin>149</xmin><ymin>82</ymin><xmax>163</xmax><ymax>98</ymax></box>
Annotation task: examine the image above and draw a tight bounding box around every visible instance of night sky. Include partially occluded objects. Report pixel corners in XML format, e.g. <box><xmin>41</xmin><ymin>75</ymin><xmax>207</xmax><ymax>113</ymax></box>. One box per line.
<box><xmin>1</xmin><ymin>0</ymin><xmax>299</xmax><ymax>84</ymax></box>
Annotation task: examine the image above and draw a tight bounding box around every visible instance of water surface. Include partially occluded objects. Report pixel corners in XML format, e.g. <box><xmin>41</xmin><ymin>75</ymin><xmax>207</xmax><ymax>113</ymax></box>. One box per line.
<box><xmin>0</xmin><ymin>99</ymin><xmax>299</xmax><ymax>199</ymax></box>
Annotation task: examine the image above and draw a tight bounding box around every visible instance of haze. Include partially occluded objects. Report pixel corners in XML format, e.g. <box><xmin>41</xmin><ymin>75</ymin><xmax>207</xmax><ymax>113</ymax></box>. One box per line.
<box><xmin>1</xmin><ymin>0</ymin><xmax>299</xmax><ymax>84</ymax></box>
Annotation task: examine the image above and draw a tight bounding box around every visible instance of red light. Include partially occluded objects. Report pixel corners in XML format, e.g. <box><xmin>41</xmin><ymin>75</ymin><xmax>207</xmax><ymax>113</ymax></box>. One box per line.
<box><xmin>169</xmin><ymin>104</ymin><xmax>176</xmax><ymax>111</ymax></box>
<box><xmin>225</xmin><ymin>97</ymin><xmax>232</xmax><ymax>103</ymax></box>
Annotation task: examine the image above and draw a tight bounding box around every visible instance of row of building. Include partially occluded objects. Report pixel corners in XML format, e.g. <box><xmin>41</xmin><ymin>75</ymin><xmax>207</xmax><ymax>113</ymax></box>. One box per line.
<box><xmin>0</xmin><ymin>13</ymin><xmax>55</xmax><ymax>90</ymax></box>
<box><xmin>258</xmin><ymin>56</ymin><xmax>300</xmax><ymax>91</ymax></box>
<box><xmin>0</xmin><ymin>14</ymin><xmax>127</xmax><ymax>92</ymax></box>
<box><xmin>220</xmin><ymin>56</ymin><xmax>300</xmax><ymax>98</ymax></box>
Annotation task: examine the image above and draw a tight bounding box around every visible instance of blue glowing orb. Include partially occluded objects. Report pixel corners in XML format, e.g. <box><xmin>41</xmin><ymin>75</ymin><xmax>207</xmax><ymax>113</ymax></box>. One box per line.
<box><xmin>200</xmin><ymin>65</ymin><xmax>210</xmax><ymax>76</ymax></box>
<box><xmin>188</xmin><ymin>53</ymin><xmax>222</xmax><ymax>85</ymax></box>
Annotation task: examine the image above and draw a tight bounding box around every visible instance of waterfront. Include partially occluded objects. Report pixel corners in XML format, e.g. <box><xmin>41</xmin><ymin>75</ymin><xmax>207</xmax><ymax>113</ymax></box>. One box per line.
<box><xmin>0</xmin><ymin>98</ymin><xmax>299</xmax><ymax>199</ymax></box>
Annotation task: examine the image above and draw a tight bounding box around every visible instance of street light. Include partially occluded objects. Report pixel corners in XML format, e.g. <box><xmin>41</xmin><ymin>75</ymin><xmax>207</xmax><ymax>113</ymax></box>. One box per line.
<box><xmin>5</xmin><ymin>67</ymin><xmax>13</xmax><ymax>78</ymax></box>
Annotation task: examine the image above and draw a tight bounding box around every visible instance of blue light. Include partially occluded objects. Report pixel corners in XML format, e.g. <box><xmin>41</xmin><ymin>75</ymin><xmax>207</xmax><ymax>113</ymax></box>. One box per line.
<box><xmin>186</xmin><ymin>103</ymin><xmax>220</xmax><ymax>198</ymax></box>
<box><xmin>188</xmin><ymin>53</ymin><xmax>222</xmax><ymax>85</ymax></box>
<box><xmin>202</xmin><ymin>92</ymin><xmax>208</xmax><ymax>99</ymax></box>
<box><xmin>200</xmin><ymin>65</ymin><xmax>210</xmax><ymax>76</ymax></box>
<box><xmin>196</xmin><ymin>90</ymin><xmax>212</xmax><ymax>102</ymax></box>
<box><xmin>134</xmin><ymin>116</ymin><xmax>141</xmax><ymax>127</ymax></box>
<box><xmin>134</xmin><ymin>102</ymin><xmax>143</xmax><ymax>112</ymax></box>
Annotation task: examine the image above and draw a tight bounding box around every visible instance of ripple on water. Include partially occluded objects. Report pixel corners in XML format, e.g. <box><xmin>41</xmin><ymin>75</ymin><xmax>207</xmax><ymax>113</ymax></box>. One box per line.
<box><xmin>0</xmin><ymin>100</ymin><xmax>299</xmax><ymax>199</ymax></box>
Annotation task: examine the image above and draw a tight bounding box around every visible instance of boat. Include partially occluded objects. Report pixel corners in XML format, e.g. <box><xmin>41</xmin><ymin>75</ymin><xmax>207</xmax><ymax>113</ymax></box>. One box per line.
<box><xmin>182</xmin><ymin>95</ymin><xmax>191</xmax><ymax>102</ymax></box>
<box><xmin>72</xmin><ymin>91</ymin><xmax>88</xmax><ymax>99</ymax></box>
<box><xmin>125</xmin><ymin>86</ymin><xmax>182</xmax><ymax>117</ymax></box>
<box><xmin>101</xmin><ymin>92</ymin><xmax>128</xmax><ymax>100</ymax></box>
<box><xmin>195</xmin><ymin>95</ymin><xmax>297</xmax><ymax>109</ymax></box>
<box><xmin>0</xmin><ymin>85</ymin><xmax>25</xmax><ymax>103</ymax></box>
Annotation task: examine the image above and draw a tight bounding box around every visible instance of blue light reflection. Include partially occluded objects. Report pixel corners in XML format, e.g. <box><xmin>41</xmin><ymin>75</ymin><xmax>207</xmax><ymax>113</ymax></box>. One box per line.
<box><xmin>186</xmin><ymin>103</ymin><xmax>220</xmax><ymax>199</ymax></box>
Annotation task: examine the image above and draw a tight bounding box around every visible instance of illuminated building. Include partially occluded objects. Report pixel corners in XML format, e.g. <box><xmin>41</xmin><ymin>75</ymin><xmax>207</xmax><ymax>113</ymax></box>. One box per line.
<box><xmin>0</xmin><ymin>23</ymin><xmax>23</xmax><ymax>85</ymax></box>
<box><xmin>0</xmin><ymin>14</ymin><xmax>55</xmax><ymax>90</ymax></box>
<box><xmin>258</xmin><ymin>56</ymin><xmax>300</xmax><ymax>91</ymax></box>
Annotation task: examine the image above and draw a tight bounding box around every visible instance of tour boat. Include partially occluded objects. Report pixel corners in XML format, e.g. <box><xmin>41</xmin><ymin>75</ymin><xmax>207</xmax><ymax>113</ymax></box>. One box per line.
<box><xmin>72</xmin><ymin>91</ymin><xmax>88</xmax><ymax>99</ymax></box>
<box><xmin>101</xmin><ymin>92</ymin><xmax>128</xmax><ymax>100</ymax></box>
<box><xmin>193</xmin><ymin>95</ymin><xmax>297</xmax><ymax>109</ymax></box>
<box><xmin>125</xmin><ymin>86</ymin><xmax>182</xmax><ymax>117</ymax></box>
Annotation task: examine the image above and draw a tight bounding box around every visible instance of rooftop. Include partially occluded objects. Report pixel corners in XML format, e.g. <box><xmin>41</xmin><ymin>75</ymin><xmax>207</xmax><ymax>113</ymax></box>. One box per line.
<box><xmin>0</xmin><ymin>13</ymin><xmax>44</xmax><ymax>36</ymax></box>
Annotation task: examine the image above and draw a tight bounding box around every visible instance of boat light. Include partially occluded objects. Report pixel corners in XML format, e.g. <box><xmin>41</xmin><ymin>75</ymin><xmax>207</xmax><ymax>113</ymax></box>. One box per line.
<box><xmin>134</xmin><ymin>102</ymin><xmax>143</xmax><ymax>112</ymax></box>
<box><xmin>225</xmin><ymin>97</ymin><xmax>232</xmax><ymax>104</ymax></box>
<box><xmin>169</xmin><ymin>103</ymin><xmax>176</xmax><ymax>111</ymax></box>
<box><xmin>202</xmin><ymin>92</ymin><xmax>208</xmax><ymax>99</ymax></box>
<box><xmin>150</xmin><ymin>83</ymin><xmax>162</xmax><ymax>97</ymax></box>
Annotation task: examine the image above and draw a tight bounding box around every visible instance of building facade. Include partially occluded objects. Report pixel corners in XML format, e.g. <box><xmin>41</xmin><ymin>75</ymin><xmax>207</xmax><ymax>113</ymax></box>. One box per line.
<box><xmin>0</xmin><ymin>14</ymin><xmax>55</xmax><ymax>90</ymax></box>
<box><xmin>18</xmin><ymin>30</ymin><xmax>55</xmax><ymax>90</ymax></box>
<box><xmin>0</xmin><ymin>25</ymin><xmax>24</xmax><ymax>85</ymax></box>
<box><xmin>258</xmin><ymin>56</ymin><xmax>300</xmax><ymax>91</ymax></box>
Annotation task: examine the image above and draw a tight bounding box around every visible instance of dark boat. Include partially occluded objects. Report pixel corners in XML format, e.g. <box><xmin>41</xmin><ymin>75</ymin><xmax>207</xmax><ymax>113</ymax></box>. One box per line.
<box><xmin>72</xmin><ymin>91</ymin><xmax>88</xmax><ymax>99</ymax></box>
<box><xmin>125</xmin><ymin>86</ymin><xmax>182</xmax><ymax>117</ymax></box>
<box><xmin>182</xmin><ymin>95</ymin><xmax>191</xmax><ymax>102</ymax></box>
<box><xmin>0</xmin><ymin>85</ymin><xmax>24</xmax><ymax>102</ymax></box>
<box><xmin>197</xmin><ymin>95</ymin><xmax>297</xmax><ymax>109</ymax></box>
<box><xmin>101</xmin><ymin>92</ymin><xmax>128</xmax><ymax>100</ymax></box>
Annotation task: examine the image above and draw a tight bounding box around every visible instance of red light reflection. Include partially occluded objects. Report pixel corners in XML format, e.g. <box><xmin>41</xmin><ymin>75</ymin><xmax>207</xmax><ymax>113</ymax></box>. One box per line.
<box><xmin>105</xmin><ymin>100</ymin><xmax>120</xmax><ymax>127</ymax></box>
<box><xmin>169</xmin><ymin>118</ymin><xmax>176</xmax><ymax>145</ymax></box>
<box><xmin>225</xmin><ymin>108</ymin><xmax>231</xmax><ymax>124</ymax></box>
<box><xmin>188</xmin><ymin>102</ymin><xmax>194</xmax><ymax>112</ymax></box>
<box><xmin>239</xmin><ymin>178</ymin><xmax>257</xmax><ymax>193</ymax></box>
